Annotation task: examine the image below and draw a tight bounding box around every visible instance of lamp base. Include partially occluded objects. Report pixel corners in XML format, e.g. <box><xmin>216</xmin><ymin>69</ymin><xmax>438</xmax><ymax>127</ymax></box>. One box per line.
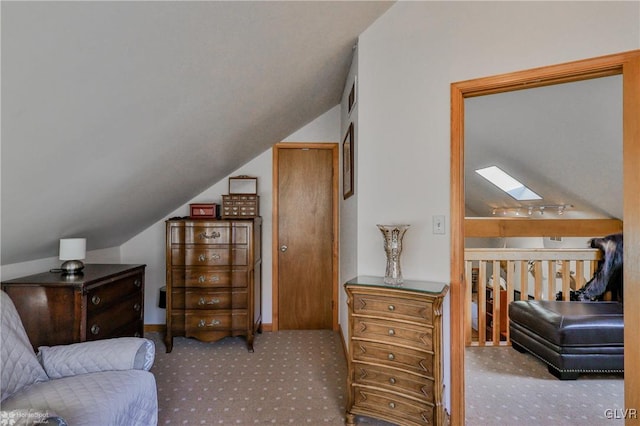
<box><xmin>61</xmin><ymin>260</ymin><xmax>85</xmax><ymax>275</ymax></box>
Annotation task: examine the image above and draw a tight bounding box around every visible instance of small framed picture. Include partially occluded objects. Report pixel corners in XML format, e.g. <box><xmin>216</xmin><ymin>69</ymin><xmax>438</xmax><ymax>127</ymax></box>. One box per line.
<box><xmin>343</xmin><ymin>123</ymin><xmax>354</xmax><ymax>199</ymax></box>
<box><xmin>228</xmin><ymin>175</ymin><xmax>258</xmax><ymax>194</ymax></box>
<box><xmin>347</xmin><ymin>76</ymin><xmax>357</xmax><ymax>115</ymax></box>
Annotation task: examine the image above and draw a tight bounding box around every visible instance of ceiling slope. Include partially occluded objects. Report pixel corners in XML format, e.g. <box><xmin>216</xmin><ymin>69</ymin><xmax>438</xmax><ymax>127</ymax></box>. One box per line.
<box><xmin>465</xmin><ymin>75</ymin><xmax>623</xmax><ymax>221</ymax></box>
<box><xmin>1</xmin><ymin>1</ymin><xmax>393</xmax><ymax>264</ymax></box>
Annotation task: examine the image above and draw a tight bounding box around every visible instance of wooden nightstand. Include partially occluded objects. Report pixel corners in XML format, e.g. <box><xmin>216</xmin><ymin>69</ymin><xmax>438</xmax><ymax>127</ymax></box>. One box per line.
<box><xmin>1</xmin><ymin>264</ymin><xmax>146</xmax><ymax>350</ymax></box>
<box><xmin>345</xmin><ymin>276</ymin><xmax>449</xmax><ymax>426</ymax></box>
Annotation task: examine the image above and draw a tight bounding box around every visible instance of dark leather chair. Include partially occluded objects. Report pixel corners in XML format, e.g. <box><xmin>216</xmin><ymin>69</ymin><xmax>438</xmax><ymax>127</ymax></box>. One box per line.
<box><xmin>509</xmin><ymin>300</ymin><xmax>623</xmax><ymax>379</ymax></box>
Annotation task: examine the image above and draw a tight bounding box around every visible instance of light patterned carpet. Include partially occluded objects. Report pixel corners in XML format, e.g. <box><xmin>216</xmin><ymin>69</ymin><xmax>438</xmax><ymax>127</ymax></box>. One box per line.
<box><xmin>465</xmin><ymin>346</ymin><xmax>624</xmax><ymax>425</ymax></box>
<box><xmin>148</xmin><ymin>330</ymin><xmax>624</xmax><ymax>425</ymax></box>
<box><xmin>147</xmin><ymin>330</ymin><xmax>391</xmax><ymax>425</ymax></box>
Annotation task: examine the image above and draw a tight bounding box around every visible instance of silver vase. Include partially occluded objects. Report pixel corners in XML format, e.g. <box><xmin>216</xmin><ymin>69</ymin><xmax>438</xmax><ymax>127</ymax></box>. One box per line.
<box><xmin>377</xmin><ymin>224</ymin><xmax>410</xmax><ymax>285</ymax></box>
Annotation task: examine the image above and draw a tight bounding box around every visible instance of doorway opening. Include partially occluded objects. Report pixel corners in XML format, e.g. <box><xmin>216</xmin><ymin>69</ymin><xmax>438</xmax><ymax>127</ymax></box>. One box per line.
<box><xmin>449</xmin><ymin>50</ymin><xmax>640</xmax><ymax>425</ymax></box>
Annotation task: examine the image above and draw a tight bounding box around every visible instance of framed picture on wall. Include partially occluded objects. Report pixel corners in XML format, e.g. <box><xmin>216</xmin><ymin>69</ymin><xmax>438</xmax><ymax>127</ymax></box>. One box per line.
<box><xmin>343</xmin><ymin>122</ymin><xmax>354</xmax><ymax>199</ymax></box>
<box><xmin>348</xmin><ymin>76</ymin><xmax>357</xmax><ymax>116</ymax></box>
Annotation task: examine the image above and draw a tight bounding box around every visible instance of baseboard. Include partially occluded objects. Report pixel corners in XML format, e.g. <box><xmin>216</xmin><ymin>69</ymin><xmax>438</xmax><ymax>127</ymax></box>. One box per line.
<box><xmin>145</xmin><ymin>324</ymin><xmax>165</xmax><ymax>333</ymax></box>
<box><xmin>338</xmin><ymin>325</ymin><xmax>348</xmax><ymax>360</ymax></box>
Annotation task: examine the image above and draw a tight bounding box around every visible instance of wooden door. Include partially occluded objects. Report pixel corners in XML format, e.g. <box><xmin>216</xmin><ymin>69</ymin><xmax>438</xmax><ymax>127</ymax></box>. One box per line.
<box><xmin>274</xmin><ymin>144</ymin><xmax>337</xmax><ymax>330</ymax></box>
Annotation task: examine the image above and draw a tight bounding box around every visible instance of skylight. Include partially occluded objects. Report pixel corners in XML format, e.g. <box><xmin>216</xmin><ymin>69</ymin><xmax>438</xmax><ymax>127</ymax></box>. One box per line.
<box><xmin>475</xmin><ymin>166</ymin><xmax>542</xmax><ymax>201</ymax></box>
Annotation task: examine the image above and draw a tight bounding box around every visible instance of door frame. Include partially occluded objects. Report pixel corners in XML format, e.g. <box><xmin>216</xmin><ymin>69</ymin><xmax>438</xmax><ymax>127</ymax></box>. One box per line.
<box><xmin>450</xmin><ymin>50</ymin><xmax>640</xmax><ymax>425</ymax></box>
<box><xmin>272</xmin><ymin>142</ymin><xmax>339</xmax><ymax>332</ymax></box>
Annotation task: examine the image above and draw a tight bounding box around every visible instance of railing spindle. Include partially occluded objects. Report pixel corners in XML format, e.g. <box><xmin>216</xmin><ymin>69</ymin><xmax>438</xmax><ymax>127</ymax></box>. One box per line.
<box><xmin>547</xmin><ymin>261</ymin><xmax>556</xmax><ymax>301</ymax></box>
<box><xmin>465</xmin><ymin>261</ymin><xmax>473</xmax><ymax>345</ymax></box>
<box><xmin>478</xmin><ymin>261</ymin><xmax>487</xmax><ymax>347</ymax></box>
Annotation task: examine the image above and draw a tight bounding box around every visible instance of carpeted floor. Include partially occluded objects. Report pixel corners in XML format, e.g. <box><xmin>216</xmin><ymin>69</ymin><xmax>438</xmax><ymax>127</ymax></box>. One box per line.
<box><xmin>465</xmin><ymin>346</ymin><xmax>624</xmax><ymax>425</ymax></box>
<box><xmin>147</xmin><ymin>331</ymin><xmax>624</xmax><ymax>425</ymax></box>
<box><xmin>148</xmin><ymin>330</ymin><xmax>391</xmax><ymax>425</ymax></box>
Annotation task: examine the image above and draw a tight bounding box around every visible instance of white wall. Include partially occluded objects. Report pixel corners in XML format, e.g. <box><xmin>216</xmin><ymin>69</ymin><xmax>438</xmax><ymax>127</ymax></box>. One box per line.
<box><xmin>356</xmin><ymin>0</ymin><xmax>638</xmax><ymax>414</ymax></box>
<box><xmin>121</xmin><ymin>106</ymin><xmax>341</xmax><ymax>326</ymax></box>
<box><xmin>0</xmin><ymin>106</ymin><xmax>340</xmax><ymax>326</ymax></box>
<box><xmin>356</xmin><ymin>0</ymin><xmax>638</xmax><ymax>285</ymax></box>
<box><xmin>0</xmin><ymin>247</ymin><xmax>121</xmax><ymax>281</ymax></box>
<box><xmin>339</xmin><ymin>47</ymin><xmax>359</xmax><ymax>338</ymax></box>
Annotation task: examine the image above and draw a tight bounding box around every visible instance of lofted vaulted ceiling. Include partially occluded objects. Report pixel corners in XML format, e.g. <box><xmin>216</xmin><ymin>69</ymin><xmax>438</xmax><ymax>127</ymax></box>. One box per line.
<box><xmin>1</xmin><ymin>1</ymin><xmax>394</xmax><ymax>264</ymax></box>
<box><xmin>465</xmin><ymin>75</ymin><xmax>623</xmax><ymax>221</ymax></box>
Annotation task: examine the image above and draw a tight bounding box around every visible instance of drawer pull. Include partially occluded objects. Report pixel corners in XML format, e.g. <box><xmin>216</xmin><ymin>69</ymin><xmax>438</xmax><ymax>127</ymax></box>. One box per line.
<box><xmin>197</xmin><ymin>319</ymin><xmax>222</xmax><ymax>327</ymax></box>
<box><xmin>198</xmin><ymin>253</ymin><xmax>221</xmax><ymax>262</ymax></box>
<box><xmin>199</xmin><ymin>275</ymin><xmax>221</xmax><ymax>283</ymax></box>
<box><xmin>134</xmin><ymin>279</ymin><xmax>141</xmax><ymax>288</ymax></box>
<box><xmin>388</xmin><ymin>402</ymin><xmax>396</xmax><ymax>409</ymax></box>
<box><xmin>90</xmin><ymin>324</ymin><xmax>100</xmax><ymax>335</ymax></box>
<box><xmin>388</xmin><ymin>353</ymin><xmax>395</xmax><ymax>361</ymax></box>
<box><xmin>134</xmin><ymin>332</ymin><xmax>141</xmax><ymax>337</ymax></box>
<box><xmin>388</xmin><ymin>328</ymin><xmax>395</xmax><ymax>336</ymax></box>
<box><xmin>388</xmin><ymin>305</ymin><xmax>395</xmax><ymax>311</ymax></box>
<box><xmin>198</xmin><ymin>297</ymin><xmax>220</xmax><ymax>305</ymax></box>
<box><xmin>91</xmin><ymin>295</ymin><xmax>101</xmax><ymax>305</ymax></box>
<box><xmin>133</xmin><ymin>303</ymin><xmax>141</xmax><ymax>311</ymax></box>
<box><xmin>199</xmin><ymin>231</ymin><xmax>221</xmax><ymax>240</ymax></box>
<box><xmin>389</xmin><ymin>377</ymin><xmax>396</xmax><ymax>385</ymax></box>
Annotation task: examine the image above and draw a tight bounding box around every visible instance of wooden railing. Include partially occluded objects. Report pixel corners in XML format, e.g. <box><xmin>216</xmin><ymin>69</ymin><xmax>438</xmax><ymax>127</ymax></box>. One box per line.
<box><xmin>464</xmin><ymin>248</ymin><xmax>602</xmax><ymax>346</ymax></box>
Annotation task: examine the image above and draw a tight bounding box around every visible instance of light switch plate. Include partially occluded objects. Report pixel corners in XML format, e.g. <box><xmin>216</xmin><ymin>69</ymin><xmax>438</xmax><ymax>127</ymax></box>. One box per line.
<box><xmin>433</xmin><ymin>215</ymin><xmax>445</xmax><ymax>234</ymax></box>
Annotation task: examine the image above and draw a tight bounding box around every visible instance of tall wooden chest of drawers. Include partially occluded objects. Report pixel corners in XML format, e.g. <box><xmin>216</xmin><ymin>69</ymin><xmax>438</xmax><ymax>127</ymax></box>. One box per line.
<box><xmin>345</xmin><ymin>276</ymin><xmax>449</xmax><ymax>426</ymax></box>
<box><xmin>165</xmin><ymin>218</ymin><xmax>262</xmax><ymax>352</ymax></box>
<box><xmin>1</xmin><ymin>264</ymin><xmax>146</xmax><ymax>350</ymax></box>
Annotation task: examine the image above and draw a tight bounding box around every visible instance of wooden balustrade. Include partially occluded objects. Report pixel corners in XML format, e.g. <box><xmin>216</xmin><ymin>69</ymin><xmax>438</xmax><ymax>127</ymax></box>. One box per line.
<box><xmin>464</xmin><ymin>248</ymin><xmax>602</xmax><ymax>346</ymax></box>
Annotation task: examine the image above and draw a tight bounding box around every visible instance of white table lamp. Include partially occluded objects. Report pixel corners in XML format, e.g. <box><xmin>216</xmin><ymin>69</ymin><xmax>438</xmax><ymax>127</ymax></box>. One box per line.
<box><xmin>59</xmin><ymin>238</ymin><xmax>86</xmax><ymax>275</ymax></box>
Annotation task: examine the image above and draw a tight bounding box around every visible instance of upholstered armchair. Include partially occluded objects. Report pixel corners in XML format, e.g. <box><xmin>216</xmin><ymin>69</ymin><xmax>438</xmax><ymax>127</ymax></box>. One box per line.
<box><xmin>1</xmin><ymin>291</ymin><xmax>158</xmax><ymax>425</ymax></box>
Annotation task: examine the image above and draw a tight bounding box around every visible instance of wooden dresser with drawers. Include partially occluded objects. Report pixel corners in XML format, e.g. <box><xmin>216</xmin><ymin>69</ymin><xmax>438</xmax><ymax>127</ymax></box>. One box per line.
<box><xmin>344</xmin><ymin>276</ymin><xmax>449</xmax><ymax>426</ymax></box>
<box><xmin>1</xmin><ymin>264</ymin><xmax>146</xmax><ymax>350</ymax></box>
<box><xmin>164</xmin><ymin>218</ymin><xmax>262</xmax><ymax>352</ymax></box>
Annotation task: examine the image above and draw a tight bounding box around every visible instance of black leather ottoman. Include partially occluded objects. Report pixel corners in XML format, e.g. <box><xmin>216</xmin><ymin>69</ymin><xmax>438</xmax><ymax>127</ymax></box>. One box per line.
<box><xmin>508</xmin><ymin>300</ymin><xmax>623</xmax><ymax>380</ymax></box>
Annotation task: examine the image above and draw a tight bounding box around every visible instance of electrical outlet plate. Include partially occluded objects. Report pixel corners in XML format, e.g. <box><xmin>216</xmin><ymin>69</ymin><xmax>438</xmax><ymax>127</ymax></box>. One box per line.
<box><xmin>433</xmin><ymin>215</ymin><xmax>445</xmax><ymax>234</ymax></box>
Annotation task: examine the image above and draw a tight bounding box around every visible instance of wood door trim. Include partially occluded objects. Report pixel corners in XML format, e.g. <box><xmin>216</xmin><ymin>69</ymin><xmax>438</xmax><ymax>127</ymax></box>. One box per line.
<box><xmin>272</xmin><ymin>142</ymin><xmax>339</xmax><ymax>331</ymax></box>
<box><xmin>450</xmin><ymin>49</ymin><xmax>640</xmax><ymax>426</ymax></box>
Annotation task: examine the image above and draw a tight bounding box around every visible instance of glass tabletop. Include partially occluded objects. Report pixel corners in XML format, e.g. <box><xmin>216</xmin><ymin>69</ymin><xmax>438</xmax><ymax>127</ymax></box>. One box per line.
<box><xmin>345</xmin><ymin>275</ymin><xmax>448</xmax><ymax>296</ymax></box>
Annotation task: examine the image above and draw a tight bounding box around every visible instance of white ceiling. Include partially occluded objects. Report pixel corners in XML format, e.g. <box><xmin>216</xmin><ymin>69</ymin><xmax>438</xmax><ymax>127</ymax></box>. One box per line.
<box><xmin>1</xmin><ymin>1</ymin><xmax>623</xmax><ymax>265</ymax></box>
<box><xmin>465</xmin><ymin>75</ymin><xmax>623</xmax><ymax>220</ymax></box>
<box><xmin>1</xmin><ymin>1</ymin><xmax>394</xmax><ymax>264</ymax></box>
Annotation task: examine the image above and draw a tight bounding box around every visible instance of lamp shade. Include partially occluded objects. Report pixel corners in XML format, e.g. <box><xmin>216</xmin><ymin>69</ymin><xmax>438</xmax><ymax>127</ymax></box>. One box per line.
<box><xmin>59</xmin><ymin>238</ymin><xmax>86</xmax><ymax>260</ymax></box>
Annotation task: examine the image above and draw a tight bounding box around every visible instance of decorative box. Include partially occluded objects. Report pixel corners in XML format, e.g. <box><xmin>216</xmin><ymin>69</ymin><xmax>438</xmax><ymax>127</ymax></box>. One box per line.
<box><xmin>221</xmin><ymin>175</ymin><xmax>259</xmax><ymax>219</ymax></box>
<box><xmin>222</xmin><ymin>195</ymin><xmax>259</xmax><ymax>218</ymax></box>
<box><xmin>189</xmin><ymin>203</ymin><xmax>218</xmax><ymax>219</ymax></box>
